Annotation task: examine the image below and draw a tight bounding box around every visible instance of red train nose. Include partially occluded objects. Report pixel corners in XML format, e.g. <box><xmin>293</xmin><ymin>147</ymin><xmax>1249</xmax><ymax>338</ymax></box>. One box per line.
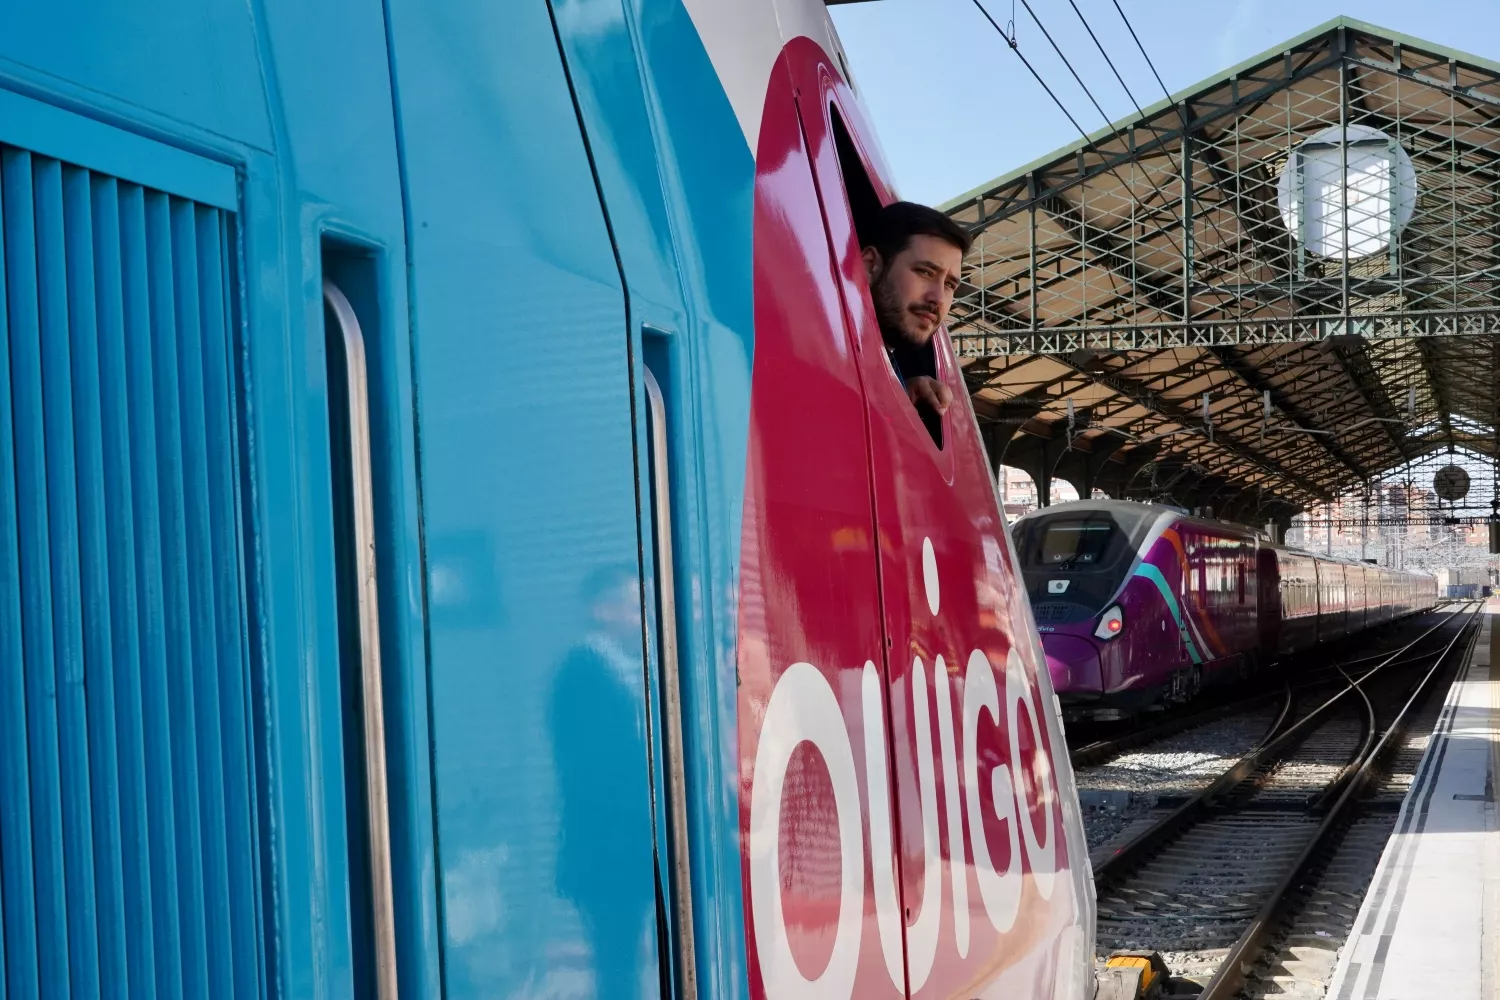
<box><xmin>1042</xmin><ymin>634</ymin><xmax>1104</xmax><ymax>696</ymax></box>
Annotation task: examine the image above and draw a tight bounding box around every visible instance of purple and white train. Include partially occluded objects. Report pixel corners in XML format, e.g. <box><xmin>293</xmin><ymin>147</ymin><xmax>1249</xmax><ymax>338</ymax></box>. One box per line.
<box><xmin>1012</xmin><ymin>500</ymin><xmax>1439</xmax><ymax>720</ymax></box>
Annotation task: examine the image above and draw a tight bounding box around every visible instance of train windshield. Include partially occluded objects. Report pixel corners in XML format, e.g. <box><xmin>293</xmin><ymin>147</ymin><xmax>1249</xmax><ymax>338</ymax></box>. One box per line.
<box><xmin>1036</xmin><ymin>520</ymin><xmax>1114</xmax><ymax>567</ymax></box>
<box><xmin>1014</xmin><ymin>507</ymin><xmax>1154</xmax><ymax>622</ymax></box>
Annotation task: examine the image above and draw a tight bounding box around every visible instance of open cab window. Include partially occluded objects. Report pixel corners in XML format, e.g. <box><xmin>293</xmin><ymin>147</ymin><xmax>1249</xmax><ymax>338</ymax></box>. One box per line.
<box><xmin>829</xmin><ymin>107</ymin><xmax>944</xmax><ymax>448</ymax></box>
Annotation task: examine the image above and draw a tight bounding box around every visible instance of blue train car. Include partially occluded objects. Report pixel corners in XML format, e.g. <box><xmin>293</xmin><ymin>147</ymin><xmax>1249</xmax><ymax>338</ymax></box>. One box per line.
<box><xmin>0</xmin><ymin>2</ymin><xmax>1095</xmax><ymax>998</ymax></box>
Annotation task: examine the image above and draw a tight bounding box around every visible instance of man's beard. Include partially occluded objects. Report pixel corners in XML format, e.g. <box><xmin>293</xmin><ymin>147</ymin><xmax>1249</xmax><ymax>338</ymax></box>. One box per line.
<box><xmin>872</xmin><ymin>276</ymin><xmax>936</xmax><ymax>350</ymax></box>
<box><xmin>872</xmin><ymin>277</ymin><xmax>940</xmax><ymax>386</ymax></box>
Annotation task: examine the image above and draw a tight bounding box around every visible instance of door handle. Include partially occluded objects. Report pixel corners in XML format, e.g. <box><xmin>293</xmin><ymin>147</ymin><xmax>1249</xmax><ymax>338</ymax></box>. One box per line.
<box><xmin>324</xmin><ymin>279</ymin><xmax>399</xmax><ymax>1000</ymax></box>
<box><xmin>643</xmin><ymin>367</ymin><xmax>697</xmax><ymax>1000</ymax></box>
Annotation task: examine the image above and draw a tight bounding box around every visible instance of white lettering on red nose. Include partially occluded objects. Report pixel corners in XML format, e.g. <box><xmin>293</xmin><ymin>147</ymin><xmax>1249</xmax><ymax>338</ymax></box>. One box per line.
<box><xmin>922</xmin><ymin>536</ymin><xmax>940</xmax><ymax>615</ymax></box>
<box><xmin>861</xmin><ymin>662</ymin><xmax>905</xmax><ymax>988</ymax></box>
<box><xmin>1007</xmin><ymin>646</ymin><xmax>1057</xmax><ymax>899</ymax></box>
<box><xmin>747</xmin><ymin>539</ymin><xmax>1062</xmax><ymax>995</ymax></box>
<box><xmin>904</xmin><ymin>657</ymin><xmax>942</xmax><ymax>991</ymax></box>
<box><xmin>963</xmin><ymin>647</ymin><xmax>1022</xmax><ymax>933</ymax></box>
<box><xmin>748</xmin><ymin>662</ymin><xmax>864</xmax><ymax>1000</ymax></box>
<box><xmin>931</xmin><ymin>654</ymin><xmax>969</xmax><ymax>958</ymax></box>
<box><xmin>749</xmin><ymin>651</ymin><xmax>1057</xmax><ymax>994</ymax></box>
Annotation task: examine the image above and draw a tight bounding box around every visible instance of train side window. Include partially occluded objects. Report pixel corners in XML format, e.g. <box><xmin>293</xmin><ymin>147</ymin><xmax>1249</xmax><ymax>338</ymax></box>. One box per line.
<box><xmin>829</xmin><ymin>109</ymin><xmax>883</xmax><ymax>250</ymax></box>
<box><xmin>829</xmin><ymin>106</ymin><xmax>944</xmax><ymax>448</ymax></box>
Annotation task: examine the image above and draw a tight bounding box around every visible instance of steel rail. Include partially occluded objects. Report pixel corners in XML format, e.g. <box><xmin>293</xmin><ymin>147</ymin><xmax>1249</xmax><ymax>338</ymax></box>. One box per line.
<box><xmin>1308</xmin><ymin>664</ymin><xmax>1378</xmax><ymax>814</ymax></box>
<box><xmin>1197</xmin><ymin>602</ymin><xmax>1484</xmax><ymax>1000</ymax></box>
<box><xmin>1070</xmin><ymin>610</ymin><xmax>1448</xmax><ymax>771</ymax></box>
<box><xmin>1255</xmin><ymin>680</ymin><xmax>1296</xmax><ymax>750</ymax></box>
<box><xmin>1091</xmin><ymin>607</ymin><xmax>1473</xmax><ymax>883</ymax></box>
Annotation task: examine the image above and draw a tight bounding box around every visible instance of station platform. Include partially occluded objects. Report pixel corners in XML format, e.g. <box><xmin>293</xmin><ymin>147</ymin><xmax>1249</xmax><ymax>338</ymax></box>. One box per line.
<box><xmin>1327</xmin><ymin>606</ymin><xmax>1500</xmax><ymax>999</ymax></box>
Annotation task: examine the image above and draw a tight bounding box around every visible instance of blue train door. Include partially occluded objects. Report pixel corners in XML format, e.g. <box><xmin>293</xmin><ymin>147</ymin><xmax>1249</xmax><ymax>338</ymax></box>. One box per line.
<box><xmin>380</xmin><ymin>3</ymin><xmax>673</xmax><ymax>997</ymax></box>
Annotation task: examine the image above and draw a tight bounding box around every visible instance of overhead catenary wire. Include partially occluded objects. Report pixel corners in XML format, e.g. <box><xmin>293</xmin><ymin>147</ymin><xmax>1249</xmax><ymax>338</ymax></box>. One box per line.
<box><xmin>975</xmin><ymin>0</ymin><xmax>1233</xmax><ymax>295</ymax></box>
<box><xmin>968</xmin><ymin>0</ymin><xmax>1240</xmax><ymax>463</ymax></box>
<box><xmin>968</xmin><ymin>0</ymin><xmax>1238</xmax><ymax>492</ymax></box>
<box><xmin>1067</xmin><ymin>0</ymin><xmax>1143</xmax><ymax>115</ymax></box>
<box><xmin>970</xmin><ymin>0</ymin><xmax>1315</xmax><ymax>504</ymax></box>
<box><xmin>1016</xmin><ymin>0</ymin><xmax>1116</xmax><ymax>129</ymax></box>
<box><xmin>967</xmin><ymin>0</ymin><xmax>1092</xmax><ymax>140</ymax></box>
<box><xmin>1063</xmin><ymin>0</ymin><xmax>1246</xmax><ymax>285</ymax></box>
<box><xmin>969</xmin><ymin>0</ymin><xmax>1198</xmax><ymax>273</ymax></box>
<box><xmin>1112</xmin><ymin>0</ymin><xmax>1172</xmax><ymax>101</ymax></box>
<box><xmin>1054</xmin><ymin>1</ymin><xmax>1254</xmax><ymax>303</ymax></box>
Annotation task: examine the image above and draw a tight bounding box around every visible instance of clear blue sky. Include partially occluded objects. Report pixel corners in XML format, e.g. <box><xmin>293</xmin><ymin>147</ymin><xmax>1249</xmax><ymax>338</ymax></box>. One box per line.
<box><xmin>829</xmin><ymin>0</ymin><xmax>1500</xmax><ymax>206</ymax></box>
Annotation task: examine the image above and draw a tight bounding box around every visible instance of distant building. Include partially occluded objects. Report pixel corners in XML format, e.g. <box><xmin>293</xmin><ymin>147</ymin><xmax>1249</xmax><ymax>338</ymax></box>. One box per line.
<box><xmin>1286</xmin><ymin>482</ymin><xmax>1496</xmax><ymax>577</ymax></box>
<box><xmin>997</xmin><ymin>465</ymin><xmax>1100</xmax><ymax>523</ymax></box>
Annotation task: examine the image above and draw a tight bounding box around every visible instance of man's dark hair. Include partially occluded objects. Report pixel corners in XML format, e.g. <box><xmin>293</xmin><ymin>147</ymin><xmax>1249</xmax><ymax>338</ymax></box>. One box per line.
<box><xmin>865</xmin><ymin>201</ymin><xmax>973</xmax><ymax>263</ymax></box>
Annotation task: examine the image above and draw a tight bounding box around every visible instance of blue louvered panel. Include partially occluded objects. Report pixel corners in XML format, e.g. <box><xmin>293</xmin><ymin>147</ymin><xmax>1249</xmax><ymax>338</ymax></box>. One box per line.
<box><xmin>0</xmin><ymin>146</ymin><xmax>259</xmax><ymax>999</ymax></box>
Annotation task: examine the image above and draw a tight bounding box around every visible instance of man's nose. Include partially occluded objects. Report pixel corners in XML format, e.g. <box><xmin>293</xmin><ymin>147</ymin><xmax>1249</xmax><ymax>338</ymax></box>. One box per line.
<box><xmin>922</xmin><ymin>285</ymin><xmax>947</xmax><ymax>315</ymax></box>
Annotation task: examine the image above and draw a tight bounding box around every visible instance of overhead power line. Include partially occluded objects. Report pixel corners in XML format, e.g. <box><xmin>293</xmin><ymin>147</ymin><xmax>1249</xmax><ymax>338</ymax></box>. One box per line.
<box><xmin>969</xmin><ymin>0</ymin><xmax>1200</xmax><ymax>274</ymax></box>
<box><xmin>1065</xmin><ymin>0</ymin><xmax>1242</xmax><ymax>264</ymax></box>
<box><xmin>989</xmin><ymin>0</ymin><xmax>1243</xmax><ymax>306</ymax></box>
<box><xmin>1016</xmin><ymin>0</ymin><xmax>1114</xmax><ymax>128</ymax></box>
<box><xmin>1066</xmin><ymin>0</ymin><xmax>1143</xmax><ymax>116</ymax></box>
<box><xmin>968</xmin><ymin>0</ymin><xmax>1091</xmax><ymax>139</ymax></box>
<box><xmin>964</xmin><ymin>0</ymin><xmax>1300</xmax><ymax>494</ymax></box>
<box><xmin>1112</xmin><ymin>0</ymin><xmax>1172</xmax><ymax>102</ymax></box>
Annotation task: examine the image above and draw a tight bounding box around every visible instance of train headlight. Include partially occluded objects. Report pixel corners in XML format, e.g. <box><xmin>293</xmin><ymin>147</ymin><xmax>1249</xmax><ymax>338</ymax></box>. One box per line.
<box><xmin>1094</xmin><ymin>606</ymin><xmax>1124</xmax><ymax>640</ymax></box>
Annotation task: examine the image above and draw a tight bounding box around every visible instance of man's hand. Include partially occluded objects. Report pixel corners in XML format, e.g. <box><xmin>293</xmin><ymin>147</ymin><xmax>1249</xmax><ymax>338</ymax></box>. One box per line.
<box><xmin>907</xmin><ymin>375</ymin><xmax>952</xmax><ymax>415</ymax></box>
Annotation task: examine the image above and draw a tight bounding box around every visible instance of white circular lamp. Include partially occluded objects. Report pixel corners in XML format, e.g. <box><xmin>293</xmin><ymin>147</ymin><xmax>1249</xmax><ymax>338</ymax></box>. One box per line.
<box><xmin>1275</xmin><ymin>124</ymin><xmax>1417</xmax><ymax>259</ymax></box>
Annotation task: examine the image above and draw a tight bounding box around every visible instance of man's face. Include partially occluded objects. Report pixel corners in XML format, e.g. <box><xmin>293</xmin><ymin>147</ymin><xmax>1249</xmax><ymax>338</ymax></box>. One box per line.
<box><xmin>863</xmin><ymin>234</ymin><xmax>964</xmax><ymax>348</ymax></box>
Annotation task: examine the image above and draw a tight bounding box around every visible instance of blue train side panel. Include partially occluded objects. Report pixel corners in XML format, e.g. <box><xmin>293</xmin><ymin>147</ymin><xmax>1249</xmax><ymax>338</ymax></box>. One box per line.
<box><xmin>0</xmin><ymin>0</ymin><xmax>718</xmax><ymax>993</ymax></box>
<box><xmin>0</xmin><ymin>2</ymin><xmax>438</xmax><ymax>997</ymax></box>
<box><xmin>0</xmin><ymin>2</ymin><xmax>764</xmax><ymax>997</ymax></box>
<box><xmin>549</xmin><ymin>0</ymin><xmax>756</xmax><ymax>991</ymax></box>
<box><xmin>248</xmin><ymin>3</ymin><xmax>440</xmax><ymax>996</ymax></box>
<box><xmin>382</xmin><ymin>2</ymin><xmax>669</xmax><ymax>997</ymax></box>
<box><xmin>0</xmin><ymin>1</ymin><xmax>273</xmax><ymax>149</ymax></box>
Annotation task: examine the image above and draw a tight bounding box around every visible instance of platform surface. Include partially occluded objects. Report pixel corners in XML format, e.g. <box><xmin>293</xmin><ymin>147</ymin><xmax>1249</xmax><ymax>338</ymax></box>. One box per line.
<box><xmin>1327</xmin><ymin>608</ymin><xmax>1500</xmax><ymax>1000</ymax></box>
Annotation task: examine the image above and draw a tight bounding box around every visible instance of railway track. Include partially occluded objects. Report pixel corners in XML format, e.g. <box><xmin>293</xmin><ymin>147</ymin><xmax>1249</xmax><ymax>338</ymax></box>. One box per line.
<box><xmin>1067</xmin><ymin>612</ymin><xmax>1448</xmax><ymax>773</ymax></box>
<box><xmin>1069</xmin><ymin>689</ymin><xmax>1288</xmax><ymax>771</ymax></box>
<box><xmin>1070</xmin><ymin>612</ymin><xmax>1457</xmax><ymax>851</ymax></box>
<box><xmin>1083</xmin><ymin>603</ymin><xmax>1482</xmax><ymax>998</ymax></box>
<box><xmin>1211</xmin><ymin>606</ymin><xmax>1483</xmax><ymax>1000</ymax></box>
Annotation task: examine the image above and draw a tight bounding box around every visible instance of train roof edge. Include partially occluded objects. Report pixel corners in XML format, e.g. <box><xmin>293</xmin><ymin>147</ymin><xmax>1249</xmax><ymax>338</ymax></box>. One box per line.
<box><xmin>1012</xmin><ymin>499</ymin><xmax>1435</xmax><ymax>576</ymax></box>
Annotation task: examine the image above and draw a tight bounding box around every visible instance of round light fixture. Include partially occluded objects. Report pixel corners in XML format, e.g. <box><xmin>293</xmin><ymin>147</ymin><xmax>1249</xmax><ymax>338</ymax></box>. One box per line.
<box><xmin>1275</xmin><ymin>124</ymin><xmax>1417</xmax><ymax>259</ymax></box>
<box><xmin>1433</xmin><ymin>464</ymin><xmax>1470</xmax><ymax>502</ymax></box>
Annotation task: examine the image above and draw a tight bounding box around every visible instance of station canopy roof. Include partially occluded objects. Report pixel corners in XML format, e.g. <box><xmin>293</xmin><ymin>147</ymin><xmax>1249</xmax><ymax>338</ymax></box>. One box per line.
<box><xmin>943</xmin><ymin>17</ymin><xmax>1500</xmax><ymax>524</ymax></box>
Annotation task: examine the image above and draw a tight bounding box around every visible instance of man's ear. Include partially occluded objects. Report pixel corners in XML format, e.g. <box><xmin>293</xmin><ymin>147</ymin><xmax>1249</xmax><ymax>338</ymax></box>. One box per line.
<box><xmin>861</xmin><ymin>246</ymin><xmax>881</xmax><ymax>282</ymax></box>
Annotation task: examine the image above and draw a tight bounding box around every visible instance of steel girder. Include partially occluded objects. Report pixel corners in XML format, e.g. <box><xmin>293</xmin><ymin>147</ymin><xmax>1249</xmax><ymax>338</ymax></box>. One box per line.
<box><xmin>955</xmin><ymin>17</ymin><xmax>1500</xmax><ymax>519</ymax></box>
